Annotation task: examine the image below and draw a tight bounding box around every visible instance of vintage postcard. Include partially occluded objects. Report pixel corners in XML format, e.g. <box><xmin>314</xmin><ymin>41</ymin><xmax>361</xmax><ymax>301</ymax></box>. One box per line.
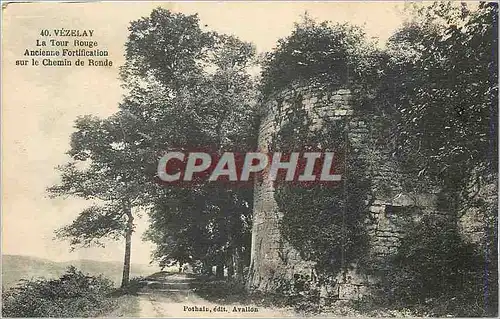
<box><xmin>2</xmin><ymin>1</ymin><xmax>498</xmax><ymax>317</ymax></box>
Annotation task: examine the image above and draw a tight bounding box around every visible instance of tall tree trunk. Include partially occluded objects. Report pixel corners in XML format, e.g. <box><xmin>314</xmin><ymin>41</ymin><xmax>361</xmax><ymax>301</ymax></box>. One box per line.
<box><xmin>215</xmin><ymin>260</ymin><xmax>225</xmax><ymax>279</ymax></box>
<box><xmin>236</xmin><ymin>246</ymin><xmax>244</xmax><ymax>281</ymax></box>
<box><xmin>227</xmin><ymin>246</ymin><xmax>235</xmax><ymax>280</ymax></box>
<box><xmin>121</xmin><ymin>200</ymin><xmax>134</xmax><ymax>288</ymax></box>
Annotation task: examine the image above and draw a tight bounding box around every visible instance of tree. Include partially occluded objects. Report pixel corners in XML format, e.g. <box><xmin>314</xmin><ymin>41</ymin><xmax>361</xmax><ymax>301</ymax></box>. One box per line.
<box><xmin>357</xmin><ymin>2</ymin><xmax>498</xmax><ymax>315</ymax></box>
<box><xmin>373</xmin><ymin>2</ymin><xmax>498</xmax><ymax>198</ymax></box>
<box><xmin>272</xmin><ymin>99</ymin><xmax>371</xmax><ymax>279</ymax></box>
<box><xmin>260</xmin><ymin>14</ymin><xmax>368</xmax><ymax>96</ymax></box>
<box><xmin>140</xmin><ymin>34</ymin><xmax>258</xmax><ymax>278</ymax></box>
<box><xmin>48</xmin><ymin>111</ymin><xmax>149</xmax><ymax>287</ymax></box>
<box><xmin>118</xmin><ymin>8</ymin><xmax>259</xmax><ymax>278</ymax></box>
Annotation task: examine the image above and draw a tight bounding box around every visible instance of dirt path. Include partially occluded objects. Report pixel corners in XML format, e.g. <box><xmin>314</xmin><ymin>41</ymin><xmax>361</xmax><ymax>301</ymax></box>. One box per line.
<box><xmin>136</xmin><ymin>273</ymin><xmax>295</xmax><ymax>318</ymax></box>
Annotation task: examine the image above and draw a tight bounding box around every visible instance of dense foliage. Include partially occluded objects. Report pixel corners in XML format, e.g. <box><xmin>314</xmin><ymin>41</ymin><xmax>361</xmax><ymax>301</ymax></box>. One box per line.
<box><xmin>380</xmin><ymin>214</ymin><xmax>491</xmax><ymax>316</ymax></box>
<box><xmin>368</xmin><ymin>3</ymin><xmax>498</xmax><ymax>316</ymax></box>
<box><xmin>2</xmin><ymin>267</ymin><xmax>116</xmax><ymax>317</ymax></box>
<box><xmin>375</xmin><ymin>2</ymin><xmax>498</xmax><ymax>193</ymax></box>
<box><xmin>260</xmin><ymin>15</ymin><xmax>370</xmax><ymax>97</ymax></box>
<box><xmin>120</xmin><ymin>8</ymin><xmax>259</xmax><ymax>278</ymax></box>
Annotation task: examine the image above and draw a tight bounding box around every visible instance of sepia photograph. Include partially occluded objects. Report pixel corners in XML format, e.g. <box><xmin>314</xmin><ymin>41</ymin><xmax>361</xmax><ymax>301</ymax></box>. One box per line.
<box><xmin>1</xmin><ymin>1</ymin><xmax>498</xmax><ymax>317</ymax></box>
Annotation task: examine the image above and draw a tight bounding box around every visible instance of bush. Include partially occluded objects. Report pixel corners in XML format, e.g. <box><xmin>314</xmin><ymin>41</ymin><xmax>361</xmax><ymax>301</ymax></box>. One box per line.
<box><xmin>192</xmin><ymin>278</ymin><xmax>246</xmax><ymax>301</ymax></box>
<box><xmin>274</xmin><ymin>274</ymin><xmax>321</xmax><ymax>314</ymax></box>
<box><xmin>379</xmin><ymin>215</ymin><xmax>498</xmax><ymax>317</ymax></box>
<box><xmin>2</xmin><ymin>266</ymin><xmax>117</xmax><ymax>317</ymax></box>
<box><xmin>113</xmin><ymin>276</ymin><xmax>148</xmax><ymax>296</ymax></box>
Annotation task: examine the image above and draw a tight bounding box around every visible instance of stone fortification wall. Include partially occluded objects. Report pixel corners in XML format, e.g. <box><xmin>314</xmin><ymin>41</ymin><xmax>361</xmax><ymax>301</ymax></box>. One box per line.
<box><xmin>247</xmin><ymin>83</ymin><xmax>436</xmax><ymax>299</ymax></box>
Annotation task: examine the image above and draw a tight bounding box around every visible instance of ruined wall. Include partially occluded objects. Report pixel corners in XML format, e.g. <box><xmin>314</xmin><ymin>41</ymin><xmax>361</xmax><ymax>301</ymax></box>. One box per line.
<box><xmin>247</xmin><ymin>82</ymin><xmax>436</xmax><ymax>299</ymax></box>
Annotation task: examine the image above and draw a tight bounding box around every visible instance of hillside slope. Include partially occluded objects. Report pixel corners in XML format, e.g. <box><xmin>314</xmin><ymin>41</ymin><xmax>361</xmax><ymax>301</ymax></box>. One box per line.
<box><xmin>2</xmin><ymin>255</ymin><xmax>157</xmax><ymax>288</ymax></box>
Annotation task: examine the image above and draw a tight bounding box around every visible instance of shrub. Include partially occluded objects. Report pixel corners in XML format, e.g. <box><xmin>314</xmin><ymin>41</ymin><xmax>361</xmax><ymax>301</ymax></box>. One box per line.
<box><xmin>2</xmin><ymin>266</ymin><xmax>116</xmax><ymax>317</ymax></box>
<box><xmin>114</xmin><ymin>276</ymin><xmax>148</xmax><ymax>296</ymax></box>
<box><xmin>379</xmin><ymin>215</ymin><xmax>498</xmax><ymax>317</ymax></box>
<box><xmin>274</xmin><ymin>274</ymin><xmax>321</xmax><ymax>314</ymax></box>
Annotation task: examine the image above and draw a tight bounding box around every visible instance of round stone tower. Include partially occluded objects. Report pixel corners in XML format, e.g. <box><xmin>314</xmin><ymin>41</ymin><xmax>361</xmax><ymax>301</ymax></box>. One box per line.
<box><xmin>246</xmin><ymin>80</ymin><xmax>437</xmax><ymax>299</ymax></box>
<box><xmin>247</xmin><ymin>82</ymin><xmax>359</xmax><ymax>292</ymax></box>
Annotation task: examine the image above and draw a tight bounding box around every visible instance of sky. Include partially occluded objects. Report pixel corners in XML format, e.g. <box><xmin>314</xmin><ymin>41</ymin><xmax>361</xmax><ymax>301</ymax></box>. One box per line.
<box><xmin>2</xmin><ymin>1</ymin><xmax>409</xmax><ymax>265</ymax></box>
